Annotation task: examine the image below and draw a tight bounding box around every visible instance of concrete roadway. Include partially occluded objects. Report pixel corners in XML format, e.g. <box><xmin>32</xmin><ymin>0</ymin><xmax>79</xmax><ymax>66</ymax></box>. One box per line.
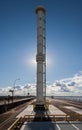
<box><xmin>21</xmin><ymin>121</ymin><xmax>82</xmax><ymax>130</ymax></box>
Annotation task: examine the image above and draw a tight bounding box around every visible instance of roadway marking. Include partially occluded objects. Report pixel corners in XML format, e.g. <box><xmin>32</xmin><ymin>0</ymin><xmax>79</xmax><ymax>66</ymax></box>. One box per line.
<box><xmin>64</xmin><ymin>106</ymin><xmax>82</xmax><ymax>115</ymax></box>
<box><xmin>56</xmin><ymin>124</ymin><xmax>61</xmax><ymax>130</ymax></box>
<box><xmin>69</xmin><ymin>122</ymin><xmax>80</xmax><ymax>130</ymax></box>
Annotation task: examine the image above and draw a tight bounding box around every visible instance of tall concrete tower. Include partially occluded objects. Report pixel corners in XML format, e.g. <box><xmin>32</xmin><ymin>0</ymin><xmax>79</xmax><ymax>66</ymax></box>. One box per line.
<box><xmin>35</xmin><ymin>6</ymin><xmax>46</xmax><ymax>110</ymax></box>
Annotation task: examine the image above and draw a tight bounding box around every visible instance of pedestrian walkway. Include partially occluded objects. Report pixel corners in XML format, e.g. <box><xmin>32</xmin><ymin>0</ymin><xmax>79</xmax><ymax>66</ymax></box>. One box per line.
<box><xmin>49</xmin><ymin>105</ymin><xmax>67</xmax><ymax>116</ymax></box>
<box><xmin>16</xmin><ymin>105</ymin><xmax>33</xmax><ymax>118</ymax></box>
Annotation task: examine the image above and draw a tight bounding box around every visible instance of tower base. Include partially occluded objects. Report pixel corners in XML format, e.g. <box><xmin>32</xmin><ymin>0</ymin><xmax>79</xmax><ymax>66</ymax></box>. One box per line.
<box><xmin>34</xmin><ymin>104</ymin><xmax>46</xmax><ymax>111</ymax></box>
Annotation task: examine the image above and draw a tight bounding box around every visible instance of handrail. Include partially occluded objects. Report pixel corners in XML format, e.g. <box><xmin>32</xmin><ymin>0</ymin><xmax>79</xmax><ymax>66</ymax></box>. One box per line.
<box><xmin>7</xmin><ymin>117</ymin><xmax>22</xmax><ymax>130</ymax></box>
<box><xmin>7</xmin><ymin>113</ymin><xmax>82</xmax><ymax>130</ymax></box>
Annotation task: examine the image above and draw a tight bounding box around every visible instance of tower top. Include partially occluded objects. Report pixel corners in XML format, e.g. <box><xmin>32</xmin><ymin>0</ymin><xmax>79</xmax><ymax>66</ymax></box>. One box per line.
<box><xmin>35</xmin><ymin>5</ymin><xmax>46</xmax><ymax>14</ymax></box>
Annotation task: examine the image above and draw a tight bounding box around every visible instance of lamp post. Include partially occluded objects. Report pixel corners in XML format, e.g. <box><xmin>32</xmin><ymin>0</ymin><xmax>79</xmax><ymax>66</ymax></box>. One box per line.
<box><xmin>9</xmin><ymin>89</ymin><xmax>14</xmax><ymax>103</ymax></box>
<box><xmin>13</xmin><ymin>78</ymin><xmax>20</xmax><ymax>90</ymax></box>
<box><xmin>13</xmin><ymin>78</ymin><xmax>20</xmax><ymax>95</ymax></box>
<box><xmin>13</xmin><ymin>78</ymin><xmax>20</xmax><ymax>101</ymax></box>
<box><xmin>9</xmin><ymin>78</ymin><xmax>20</xmax><ymax>103</ymax></box>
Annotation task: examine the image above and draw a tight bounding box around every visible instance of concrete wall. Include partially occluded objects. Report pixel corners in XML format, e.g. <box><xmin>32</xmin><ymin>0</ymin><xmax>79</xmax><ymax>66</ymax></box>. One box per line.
<box><xmin>0</xmin><ymin>98</ymin><xmax>34</xmax><ymax>114</ymax></box>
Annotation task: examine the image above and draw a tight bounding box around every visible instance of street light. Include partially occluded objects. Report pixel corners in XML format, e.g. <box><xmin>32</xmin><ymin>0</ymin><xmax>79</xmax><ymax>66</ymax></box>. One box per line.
<box><xmin>9</xmin><ymin>78</ymin><xmax>20</xmax><ymax>103</ymax></box>
<box><xmin>9</xmin><ymin>89</ymin><xmax>14</xmax><ymax>103</ymax></box>
<box><xmin>13</xmin><ymin>78</ymin><xmax>20</xmax><ymax>90</ymax></box>
<box><xmin>13</xmin><ymin>78</ymin><xmax>20</xmax><ymax>96</ymax></box>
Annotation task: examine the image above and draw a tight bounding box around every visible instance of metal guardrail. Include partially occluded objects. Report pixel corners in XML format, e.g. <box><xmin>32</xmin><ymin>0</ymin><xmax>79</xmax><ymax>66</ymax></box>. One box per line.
<box><xmin>7</xmin><ymin>114</ymin><xmax>69</xmax><ymax>130</ymax></box>
<box><xmin>7</xmin><ymin>118</ymin><xmax>21</xmax><ymax>130</ymax></box>
<box><xmin>24</xmin><ymin>114</ymin><xmax>82</xmax><ymax>122</ymax></box>
<box><xmin>24</xmin><ymin>114</ymin><xmax>70</xmax><ymax>121</ymax></box>
<box><xmin>7</xmin><ymin>114</ymin><xmax>82</xmax><ymax>130</ymax></box>
<box><xmin>74</xmin><ymin>114</ymin><xmax>82</xmax><ymax>121</ymax></box>
<box><xmin>7</xmin><ymin>117</ymin><xmax>25</xmax><ymax>130</ymax></box>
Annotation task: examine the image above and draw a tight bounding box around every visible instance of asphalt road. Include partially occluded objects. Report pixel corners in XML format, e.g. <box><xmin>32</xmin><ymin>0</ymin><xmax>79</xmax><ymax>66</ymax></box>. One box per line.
<box><xmin>20</xmin><ymin>122</ymin><xmax>82</xmax><ymax>130</ymax></box>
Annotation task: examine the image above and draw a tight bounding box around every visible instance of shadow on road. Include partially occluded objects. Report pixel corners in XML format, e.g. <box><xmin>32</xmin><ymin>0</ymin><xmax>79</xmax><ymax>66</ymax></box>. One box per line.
<box><xmin>24</xmin><ymin>110</ymin><xmax>57</xmax><ymax>130</ymax></box>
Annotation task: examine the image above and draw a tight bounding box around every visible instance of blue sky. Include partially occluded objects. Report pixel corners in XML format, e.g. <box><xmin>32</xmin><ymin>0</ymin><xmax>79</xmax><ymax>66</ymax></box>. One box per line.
<box><xmin>0</xmin><ymin>0</ymin><xmax>82</xmax><ymax>96</ymax></box>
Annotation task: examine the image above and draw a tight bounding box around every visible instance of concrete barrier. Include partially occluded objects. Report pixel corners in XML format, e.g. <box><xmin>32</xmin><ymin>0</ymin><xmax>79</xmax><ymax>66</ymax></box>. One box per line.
<box><xmin>0</xmin><ymin>98</ymin><xmax>34</xmax><ymax>114</ymax></box>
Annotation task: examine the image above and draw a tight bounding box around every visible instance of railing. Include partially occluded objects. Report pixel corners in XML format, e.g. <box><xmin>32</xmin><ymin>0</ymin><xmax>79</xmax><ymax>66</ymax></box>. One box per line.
<box><xmin>7</xmin><ymin>118</ymin><xmax>21</xmax><ymax>130</ymax></box>
<box><xmin>24</xmin><ymin>114</ymin><xmax>70</xmax><ymax>122</ymax></box>
<box><xmin>7</xmin><ymin>114</ymin><xmax>82</xmax><ymax>130</ymax></box>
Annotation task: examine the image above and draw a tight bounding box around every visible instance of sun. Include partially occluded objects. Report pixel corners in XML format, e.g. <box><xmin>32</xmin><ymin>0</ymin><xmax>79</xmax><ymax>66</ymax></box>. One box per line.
<box><xmin>31</xmin><ymin>57</ymin><xmax>36</xmax><ymax>65</ymax></box>
<box><xmin>24</xmin><ymin>53</ymin><xmax>54</xmax><ymax>69</ymax></box>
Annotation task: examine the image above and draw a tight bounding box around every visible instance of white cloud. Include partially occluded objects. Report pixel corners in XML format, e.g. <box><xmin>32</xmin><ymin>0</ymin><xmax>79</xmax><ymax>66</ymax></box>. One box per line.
<box><xmin>0</xmin><ymin>71</ymin><xmax>82</xmax><ymax>96</ymax></box>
